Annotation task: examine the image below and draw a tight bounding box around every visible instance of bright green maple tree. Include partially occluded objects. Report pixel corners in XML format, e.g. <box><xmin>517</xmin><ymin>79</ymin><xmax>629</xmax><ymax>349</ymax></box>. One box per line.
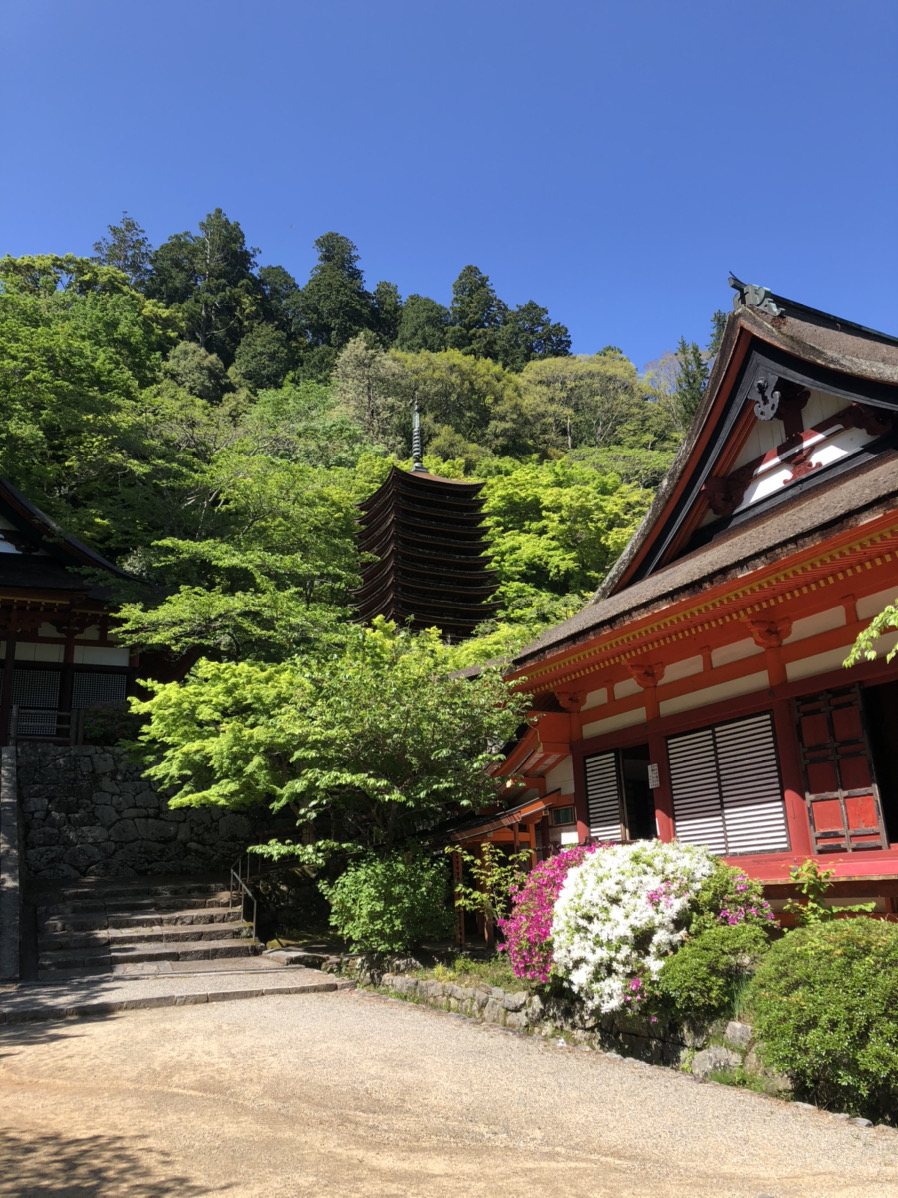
<box><xmin>132</xmin><ymin>619</ymin><xmax>531</xmax><ymax>860</ymax></box>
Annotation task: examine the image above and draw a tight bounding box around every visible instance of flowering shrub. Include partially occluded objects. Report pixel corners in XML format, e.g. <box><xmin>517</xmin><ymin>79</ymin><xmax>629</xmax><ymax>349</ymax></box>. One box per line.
<box><xmin>688</xmin><ymin>860</ymin><xmax>774</xmax><ymax>935</ymax></box>
<box><xmin>498</xmin><ymin>844</ymin><xmax>599</xmax><ymax>982</ymax></box>
<box><xmin>551</xmin><ymin>841</ymin><xmax>718</xmax><ymax>1013</ymax></box>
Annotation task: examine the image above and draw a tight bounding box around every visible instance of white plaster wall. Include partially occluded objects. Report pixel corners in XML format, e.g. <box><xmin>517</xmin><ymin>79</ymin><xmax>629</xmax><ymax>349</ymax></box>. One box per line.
<box><xmin>858</xmin><ymin>586</ymin><xmax>898</xmax><ymax>620</ymax></box>
<box><xmin>658</xmin><ymin>655</ymin><xmax>703</xmax><ymax>685</ymax></box>
<box><xmin>544</xmin><ymin>756</ymin><xmax>574</xmax><ymax>794</ymax></box>
<box><xmin>658</xmin><ymin>670</ymin><xmax>768</xmax><ymax>718</ymax></box>
<box><xmin>711</xmin><ymin>637</ymin><xmax>763</xmax><ymax>668</ymax></box>
<box><xmin>785</xmin><ymin>607</ymin><xmax>846</xmax><ymax>644</ymax></box>
<box><xmin>72</xmin><ymin>646</ymin><xmax>130</xmax><ymax>666</ymax></box>
<box><xmin>581</xmin><ymin>707</ymin><xmax>646</xmax><ymax>739</ymax></box>
<box><xmin>614</xmin><ymin>677</ymin><xmax>641</xmax><ymax>700</ymax></box>
<box><xmin>14</xmin><ymin>644</ymin><xmax>64</xmax><ymax>663</ymax></box>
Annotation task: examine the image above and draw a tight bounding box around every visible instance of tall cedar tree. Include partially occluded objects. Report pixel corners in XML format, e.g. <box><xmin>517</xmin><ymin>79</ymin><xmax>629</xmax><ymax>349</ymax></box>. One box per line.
<box><xmin>145</xmin><ymin>209</ymin><xmax>259</xmax><ymax>365</ymax></box>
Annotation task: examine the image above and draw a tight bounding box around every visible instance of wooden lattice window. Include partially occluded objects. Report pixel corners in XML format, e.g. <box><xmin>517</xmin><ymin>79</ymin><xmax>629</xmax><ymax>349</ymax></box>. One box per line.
<box><xmin>794</xmin><ymin>685</ymin><xmax>887</xmax><ymax>853</ymax></box>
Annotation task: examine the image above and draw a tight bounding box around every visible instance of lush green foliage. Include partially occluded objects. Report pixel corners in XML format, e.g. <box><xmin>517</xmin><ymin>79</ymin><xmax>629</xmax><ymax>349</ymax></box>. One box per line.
<box><xmin>655</xmin><ymin>923</ymin><xmax>770</xmax><ymax>1021</ymax></box>
<box><xmin>321</xmin><ymin>850</ymin><xmax>453</xmax><ymax>952</ymax></box>
<box><xmin>133</xmin><ymin>620</ymin><xmax>530</xmax><ymax>856</ymax></box>
<box><xmin>446</xmin><ymin>842</ymin><xmax>531</xmax><ymax>930</ymax></box>
<box><xmin>747</xmin><ymin>919</ymin><xmax>898</xmax><ymax>1118</ymax></box>
<box><xmin>843</xmin><ymin>599</ymin><xmax>898</xmax><ymax>666</ymax></box>
<box><xmin>782</xmin><ymin>859</ymin><xmax>876</xmax><ymax>924</ymax></box>
<box><xmin>688</xmin><ymin>860</ymin><xmax>774</xmax><ymax>935</ymax></box>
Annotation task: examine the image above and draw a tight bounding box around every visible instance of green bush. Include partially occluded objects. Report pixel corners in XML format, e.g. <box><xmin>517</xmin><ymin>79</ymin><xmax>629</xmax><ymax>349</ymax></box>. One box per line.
<box><xmin>656</xmin><ymin>923</ymin><xmax>770</xmax><ymax>1022</ymax></box>
<box><xmin>746</xmin><ymin>919</ymin><xmax>898</xmax><ymax>1120</ymax></box>
<box><xmin>688</xmin><ymin>859</ymin><xmax>773</xmax><ymax>935</ymax></box>
<box><xmin>320</xmin><ymin>850</ymin><xmax>453</xmax><ymax>953</ymax></box>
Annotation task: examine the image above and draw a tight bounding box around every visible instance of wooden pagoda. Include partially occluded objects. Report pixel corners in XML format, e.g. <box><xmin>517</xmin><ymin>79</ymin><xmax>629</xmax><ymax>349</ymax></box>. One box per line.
<box><xmin>354</xmin><ymin>418</ymin><xmax>498</xmax><ymax>639</ymax></box>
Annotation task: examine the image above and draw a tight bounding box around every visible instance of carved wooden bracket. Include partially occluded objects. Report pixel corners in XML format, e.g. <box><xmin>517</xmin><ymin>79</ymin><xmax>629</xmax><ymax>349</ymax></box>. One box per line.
<box><xmin>784</xmin><ymin>444</ymin><xmax>821</xmax><ymax>483</ymax></box>
<box><xmin>704</xmin><ymin>463</ymin><xmax>756</xmax><ymax>517</ymax></box>
<box><xmin>746</xmin><ymin>617</ymin><xmax>792</xmax><ymax>649</ymax></box>
<box><xmin>775</xmin><ymin>380</ymin><xmax>811</xmax><ymax>442</ymax></box>
<box><xmin>626</xmin><ymin>660</ymin><xmax>665</xmax><ymax>689</ymax></box>
<box><xmin>845</xmin><ymin>402</ymin><xmax>894</xmax><ymax>437</ymax></box>
<box><xmin>554</xmin><ymin>688</ymin><xmax>585</xmax><ymax>712</ymax></box>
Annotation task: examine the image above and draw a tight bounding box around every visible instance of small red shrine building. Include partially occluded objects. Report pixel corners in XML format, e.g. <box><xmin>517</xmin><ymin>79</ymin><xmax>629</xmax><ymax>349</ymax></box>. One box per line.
<box><xmin>475</xmin><ymin>282</ymin><xmax>898</xmax><ymax>912</ymax></box>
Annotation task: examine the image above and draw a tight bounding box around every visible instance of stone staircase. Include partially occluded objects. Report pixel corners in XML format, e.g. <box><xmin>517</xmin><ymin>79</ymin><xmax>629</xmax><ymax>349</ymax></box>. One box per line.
<box><xmin>31</xmin><ymin>876</ymin><xmax>267</xmax><ymax>982</ymax></box>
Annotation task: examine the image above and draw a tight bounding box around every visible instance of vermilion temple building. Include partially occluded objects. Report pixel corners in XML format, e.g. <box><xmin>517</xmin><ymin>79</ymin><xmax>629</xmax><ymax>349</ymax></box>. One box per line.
<box><xmin>467</xmin><ymin>282</ymin><xmax>898</xmax><ymax>911</ymax></box>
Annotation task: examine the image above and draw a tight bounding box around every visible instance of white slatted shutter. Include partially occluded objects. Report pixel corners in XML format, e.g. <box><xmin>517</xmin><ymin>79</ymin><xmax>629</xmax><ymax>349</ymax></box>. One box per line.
<box><xmin>667</xmin><ymin>727</ymin><xmax>727</xmax><ymax>853</ymax></box>
<box><xmin>667</xmin><ymin>712</ymin><xmax>788</xmax><ymax>855</ymax></box>
<box><xmin>584</xmin><ymin>751</ymin><xmax>623</xmax><ymax>842</ymax></box>
<box><xmin>716</xmin><ymin>714</ymin><xmax>788</xmax><ymax>853</ymax></box>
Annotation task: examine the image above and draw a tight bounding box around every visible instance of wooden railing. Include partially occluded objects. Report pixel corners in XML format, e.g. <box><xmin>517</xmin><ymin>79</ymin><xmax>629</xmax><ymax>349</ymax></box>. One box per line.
<box><xmin>8</xmin><ymin>706</ymin><xmax>86</xmax><ymax>747</ymax></box>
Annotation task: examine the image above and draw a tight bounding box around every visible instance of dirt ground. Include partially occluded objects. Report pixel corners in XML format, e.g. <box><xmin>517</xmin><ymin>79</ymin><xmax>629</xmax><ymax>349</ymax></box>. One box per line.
<box><xmin>1</xmin><ymin>988</ymin><xmax>897</xmax><ymax>1197</ymax></box>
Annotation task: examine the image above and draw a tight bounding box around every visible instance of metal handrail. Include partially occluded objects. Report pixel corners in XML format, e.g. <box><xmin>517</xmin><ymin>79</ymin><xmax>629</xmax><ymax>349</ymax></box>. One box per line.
<box><xmin>229</xmin><ymin>852</ymin><xmax>259</xmax><ymax>944</ymax></box>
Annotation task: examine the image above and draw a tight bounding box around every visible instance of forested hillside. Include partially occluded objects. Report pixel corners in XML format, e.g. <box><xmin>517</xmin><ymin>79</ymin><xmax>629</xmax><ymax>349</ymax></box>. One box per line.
<box><xmin>0</xmin><ymin>209</ymin><xmax>721</xmax><ymax>668</ymax></box>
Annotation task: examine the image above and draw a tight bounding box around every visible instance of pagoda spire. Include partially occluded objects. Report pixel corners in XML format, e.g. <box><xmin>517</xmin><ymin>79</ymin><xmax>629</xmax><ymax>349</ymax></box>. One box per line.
<box><xmin>411</xmin><ymin>399</ymin><xmax>425</xmax><ymax>472</ymax></box>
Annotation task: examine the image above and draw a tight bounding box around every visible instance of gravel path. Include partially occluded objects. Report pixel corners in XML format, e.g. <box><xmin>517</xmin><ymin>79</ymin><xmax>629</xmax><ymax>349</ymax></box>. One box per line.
<box><xmin>1</xmin><ymin>988</ymin><xmax>896</xmax><ymax>1197</ymax></box>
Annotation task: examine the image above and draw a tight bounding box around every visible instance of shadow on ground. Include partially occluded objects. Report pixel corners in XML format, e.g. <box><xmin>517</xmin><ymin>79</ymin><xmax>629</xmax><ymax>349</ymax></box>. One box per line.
<box><xmin>0</xmin><ymin>1128</ymin><xmax>232</xmax><ymax>1196</ymax></box>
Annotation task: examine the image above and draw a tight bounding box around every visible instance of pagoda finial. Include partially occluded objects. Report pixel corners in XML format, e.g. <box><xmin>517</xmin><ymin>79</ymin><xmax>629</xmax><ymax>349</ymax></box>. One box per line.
<box><xmin>412</xmin><ymin>398</ymin><xmax>425</xmax><ymax>472</ymax></box>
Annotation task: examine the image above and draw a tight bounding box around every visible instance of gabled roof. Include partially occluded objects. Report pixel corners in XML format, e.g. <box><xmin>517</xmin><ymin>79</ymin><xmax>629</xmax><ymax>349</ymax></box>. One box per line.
<box><xmin>512</xmin><ymin>284</ymin><xmax>898</xmax><ymax>671</ymax></box>
<box><xmin>0</xmin><ymin>477</ymin><xmax>129</xmax><ymax>601</ymax></box>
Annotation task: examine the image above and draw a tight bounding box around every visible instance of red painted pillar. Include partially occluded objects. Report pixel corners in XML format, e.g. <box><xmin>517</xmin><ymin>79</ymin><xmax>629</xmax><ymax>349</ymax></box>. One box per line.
<box><xmin>772</xmin><ymin>696</ymin><xmax>813</xmax><ymax>857</ymax></box>
<box><xmin>647</xmin><ymin>721</ymin><xmax>675</xmax><ymax>842</ymax></box>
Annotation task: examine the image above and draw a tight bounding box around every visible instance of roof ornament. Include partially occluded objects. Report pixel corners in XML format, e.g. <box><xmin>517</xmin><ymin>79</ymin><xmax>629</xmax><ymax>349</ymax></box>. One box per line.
<box><xmin>753</xmin><ymin>376</ymin><xmax>781</xmax><ymax>421</ymax></box>
<box><xmin>728</xmin><ymin>273</ymin><xmax>785</xmax><ymax>317</ymax></box>
<box><xmin>411</xmin><ymin>398</ymin><xmax>425</xmax><ymax>472</ymax></box>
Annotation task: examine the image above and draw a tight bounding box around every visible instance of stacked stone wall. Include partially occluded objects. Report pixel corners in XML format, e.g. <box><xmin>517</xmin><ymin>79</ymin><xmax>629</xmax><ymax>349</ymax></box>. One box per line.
<box><xmin>18</xmin><ymin>744</ymin><xmax>263</xmax><ymax>879</ymax></box>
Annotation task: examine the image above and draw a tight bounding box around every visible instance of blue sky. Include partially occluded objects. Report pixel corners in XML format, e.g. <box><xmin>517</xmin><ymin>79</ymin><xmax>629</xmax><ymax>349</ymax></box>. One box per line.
<box><xmin>2</xmin><ymin>0</ymin><xmax>896</xmax><ymax>369</ymax></box>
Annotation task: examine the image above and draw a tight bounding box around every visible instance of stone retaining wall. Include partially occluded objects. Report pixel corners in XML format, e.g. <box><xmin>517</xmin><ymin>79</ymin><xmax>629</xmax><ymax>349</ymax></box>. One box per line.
<box><xmin>346</xmin><ymin>960</ymin><xmax>791</xmax><ymax>1095</ymax></box>
<box><xmin>18</xmin><ymin>744</ymin><xmax>264</xmax><ymax>879</ymax></box>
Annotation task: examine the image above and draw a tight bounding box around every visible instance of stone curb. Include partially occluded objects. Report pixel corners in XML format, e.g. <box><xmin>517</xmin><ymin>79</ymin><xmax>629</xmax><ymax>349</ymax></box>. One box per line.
<box><xmin>0</xmin><ymin>978</ymin><xmax>355</xmax><ymax>1026</ymax></box>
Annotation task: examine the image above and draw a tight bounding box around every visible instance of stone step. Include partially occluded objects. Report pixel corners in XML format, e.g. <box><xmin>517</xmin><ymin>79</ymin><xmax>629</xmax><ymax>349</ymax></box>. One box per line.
<box><xmin>40</xmin><ymin>907</ymin><xmax>241</xmax><ymax>934</ymax></box>
<box><xmin>38</xmin><ymin>893</ymin><xmax>232</xmax><ymax>919</ymax></box>
<box><xmin>39</xmin><ymin>937</ymin><xmax>258</xmax><ymax>971</ymax></box>
<box><xmin>41</xmin><ymin>879</ymin><xmax>228</xmax><ymax>901</ymax></box>
<box><xmin>39</xmin><ymin>921</ymin><xmax>252</xmax><ymax>951</ymax></box>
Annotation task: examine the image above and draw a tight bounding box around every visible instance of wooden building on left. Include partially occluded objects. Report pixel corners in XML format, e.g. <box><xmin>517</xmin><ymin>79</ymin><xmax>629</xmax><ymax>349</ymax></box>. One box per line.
<box><xmin>0</xmin><ymin>478</ymin><xmax>164</xmax><ymax>746</ymax></box>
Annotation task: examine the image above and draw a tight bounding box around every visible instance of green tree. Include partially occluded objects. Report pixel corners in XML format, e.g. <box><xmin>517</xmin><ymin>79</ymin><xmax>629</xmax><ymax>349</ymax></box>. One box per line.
<box><xmin>371</xmin><ymin>280</ymin><xmax>403</xmax><ymax>346</ymax></box>
<box><xmin>520</xmin><ymin>352</ymin><xmax>649</xmax><ymax>451</ymax></box>
<box><xmin>132</xmin><ymin>620</ymin><xmax>531</xmax><ymax>858</ymax></box>
<box><xmin>481</xmin><ymin>457</ymin><xmax>652</xmax><ymax>602</ymax></box>
<box><xmin>162</xmin><ymin>340</ymin><xmax>229</xmax><ymax>403</ymax></box>
<box><xmin>231</xmin><ymin>323</ymin><xmax>293</xmax><ymax>392</ymax></box>
<box><xmin>395</xmin><ymin>293</ymin><xmax>450</xmax><ymax>353</ymax></box>
<box><xmin>145</xmin><ymin>208</ymin><xmax>259</xmax><ymax>364</ymax></box>
<box><xmin>92</xmin><ymin>211</ymin><xmax>153</xmax><ymax>288</ymax></box>
<box><xmin>0</xmin><ymin>253</ymin><xmax>180</xmax><ymax>546</ymax></box>
<box><xmin>671</xmin><ymin>336</ymin><xmax>709</xmax><ymax>428</ymax></box>
<box><xmin>446</xmin><ymin>265</ymin><xmax>508</xmax><ymax>359</ymax></box>
<box><xmin>332</xmin><ymin>335</ymin><xmax>405</xmax><ymax>451</ymax></box>
<box><xmin>496</xmin><ymin>300</ymin><xmax>571</xmax><ymax>370</ymax></box>
<box><xmin>296</xmin><ymin>232</ymin><xmax>376</xmax><ymax>379</ymax></box>
<box><xmin>257</xmin><ymin>264</ymin><xmax>304</xmax><ymax>337</ymax></box>
<box><xmin>844</xmin><ymin>600</ymin><xmax>898</xmax><ymax>667</ymax></box>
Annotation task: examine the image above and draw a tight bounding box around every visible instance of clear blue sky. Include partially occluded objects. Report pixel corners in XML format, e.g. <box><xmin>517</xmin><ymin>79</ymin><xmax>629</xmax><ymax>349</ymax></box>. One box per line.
<box><xmin>2</xmin><ymin>0</ymin><xmax>896</xmax><ymax>369</ymax></box>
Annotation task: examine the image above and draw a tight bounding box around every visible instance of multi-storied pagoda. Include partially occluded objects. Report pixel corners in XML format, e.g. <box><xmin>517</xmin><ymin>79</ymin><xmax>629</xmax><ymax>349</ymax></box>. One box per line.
<box><xmin>354</xmin><ymin>413</ymin><xmax>498</xmax><ymax>639</ymax></box>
